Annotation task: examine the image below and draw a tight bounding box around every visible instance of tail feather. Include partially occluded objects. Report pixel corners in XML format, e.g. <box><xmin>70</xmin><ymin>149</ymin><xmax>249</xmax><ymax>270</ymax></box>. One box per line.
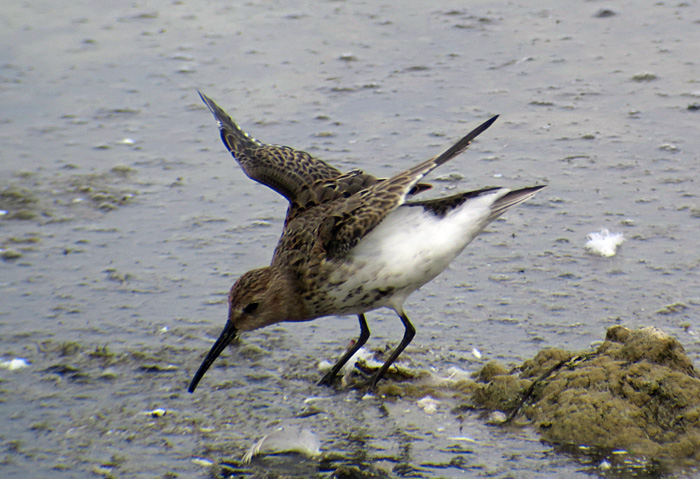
<box><xmin>487</xmin><ymin>185</ymin><xmax>546</xmax><ymax>222</ymax></box>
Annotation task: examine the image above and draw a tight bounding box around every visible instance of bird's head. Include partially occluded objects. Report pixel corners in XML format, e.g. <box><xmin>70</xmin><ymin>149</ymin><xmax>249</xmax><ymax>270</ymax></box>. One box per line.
<box><xmin>188</xmin><ymin>267</ymin><xmax>305</xmax><ymax>392</ymax></box>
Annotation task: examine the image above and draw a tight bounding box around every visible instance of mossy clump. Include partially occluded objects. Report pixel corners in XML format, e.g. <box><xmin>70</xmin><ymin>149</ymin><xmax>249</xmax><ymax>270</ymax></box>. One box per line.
<box><xmin>0</xmin><ymin>186</ymin><xmax>38</xmax><ymax>206</ymax></box>
<box><xmin>519</xmin><ymin>348</ymin><xmax>574</xmax><ymax>379</ymax></box>
<box><xmin>8</xmin><ymin>209</ymin><xmax>38</xmax><ymax>220</ymax></box>
<box><xmin>518</xmin><ymin>326</ymin><xmax>700</xmax><ymax>460</ymax></box>
<box><xmin>110</xmin><ymin>165</ymin><xmax>136</xmax><ymax>177</ymax></box>
<box><xmin>59</xmin><ymin>342</ymin><xmax>82</xmax><ymax>356</ymax></box>
<box><xmin>655</xmin><ymin>302</ymin><xmax>689</xmax><ymax>315</ymax></box>
<box><xmin>453</xmin><ymin>326</ymin><xmax>700</xmax><ymax>465</ymax></box>
<box><xmin>473</xmin><ymin>374</ymin><xmax>531</xmax><ymax>411</ymax></box>
<box><xmin>474</xmin><ymin>360</ymin><xmax>511</xmax><ymax>383</ymax></box>
<box><xmin>88</xmin><ymin>345</ymin><xmax>116</xmax><ymax>361</ymax></box>
<box><xmin>1</xmin><ymin>249</ymin><xmax>23</xmax><ymax>260</ymax></box>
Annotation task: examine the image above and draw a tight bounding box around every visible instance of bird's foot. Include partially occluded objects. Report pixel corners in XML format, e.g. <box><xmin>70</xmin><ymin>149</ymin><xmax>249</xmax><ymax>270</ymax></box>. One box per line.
<box><xmin>361</xmin><ymin>371</ymin><xmax>383</xmax><ymax>390</ymax></box>
<box><xmin>317</xmin><ymin>370</ymin><xmax>339</xmax><ymax>387</ymax></box>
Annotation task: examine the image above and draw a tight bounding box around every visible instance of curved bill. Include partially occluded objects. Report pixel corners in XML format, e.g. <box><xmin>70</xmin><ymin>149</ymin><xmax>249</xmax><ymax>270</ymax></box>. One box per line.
<box><xmin>188</xmin><ymin>321</ymin><xmax>238</xmax><ymax>393</ymax></box>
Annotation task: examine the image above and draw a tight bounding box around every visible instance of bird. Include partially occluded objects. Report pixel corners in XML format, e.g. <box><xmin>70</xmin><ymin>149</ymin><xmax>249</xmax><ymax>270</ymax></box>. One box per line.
<box><xmin>188</xmin><ymin>91</ymin><xmax>545</xmax><ymax>392</ymax></box>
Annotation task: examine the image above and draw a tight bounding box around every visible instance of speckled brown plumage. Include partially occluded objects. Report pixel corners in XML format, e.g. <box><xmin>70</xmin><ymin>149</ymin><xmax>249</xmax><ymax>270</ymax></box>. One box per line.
<box><xmin>188</xmin><ymin>93</ymin><xmax>544</xmax><ymax>393</ymax></box>
<box><xmin>199</xmin><ymin>91</ymin><xmax>431</xmax><ymax>225</ymax></box>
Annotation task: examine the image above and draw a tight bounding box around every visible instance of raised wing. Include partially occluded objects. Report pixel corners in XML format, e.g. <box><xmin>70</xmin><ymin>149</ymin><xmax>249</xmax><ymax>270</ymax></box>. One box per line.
<box><xmin>199</xmin><ymin>91</ymin><xmax>433</xmax><ymax>224</ymax></box>
<box><xmin>320</xmin><ymin>115</ymin><xmax>499</xmax><ymax>258</ymax></box>
<box><xmin>199</xmin><ymin>91</ymin><xmax>342</xmax><ymax>203</ymax></box>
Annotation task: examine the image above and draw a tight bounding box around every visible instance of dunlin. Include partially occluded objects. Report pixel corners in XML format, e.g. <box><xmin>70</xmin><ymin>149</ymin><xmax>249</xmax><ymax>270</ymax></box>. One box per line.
<box><xmin>188</xmin><ymin>92</ymin><xmax>545</xmax><ymax>391</ymax></box>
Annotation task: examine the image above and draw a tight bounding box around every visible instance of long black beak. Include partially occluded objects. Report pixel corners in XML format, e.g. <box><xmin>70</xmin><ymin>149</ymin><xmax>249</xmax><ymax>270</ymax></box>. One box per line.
<box><xmin>188</xmin><ymin>321</ymin><xmax>238</xmax><ymax>393</ymax></box>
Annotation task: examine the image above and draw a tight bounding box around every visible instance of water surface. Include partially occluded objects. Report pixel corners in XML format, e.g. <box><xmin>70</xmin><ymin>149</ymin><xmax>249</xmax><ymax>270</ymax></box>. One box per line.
<box><xmin>1</xmin><ymin>1</ymin><xmax>699</xmax><ymax>477</ymax></box>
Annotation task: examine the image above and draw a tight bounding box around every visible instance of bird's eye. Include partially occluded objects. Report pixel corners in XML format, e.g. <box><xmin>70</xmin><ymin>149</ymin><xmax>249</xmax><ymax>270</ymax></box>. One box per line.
<box><xmin>242</xmin><ymin>302</ymin><xmax>259</xmax><ymax>314</ymax></box>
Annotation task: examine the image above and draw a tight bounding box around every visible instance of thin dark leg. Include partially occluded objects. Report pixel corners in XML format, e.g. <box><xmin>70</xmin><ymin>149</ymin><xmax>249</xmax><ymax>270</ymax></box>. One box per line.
<box><xmin>367</xmin><ymin>310</ymin><xmax>415</xmax><ymax>389</ymax></box>
<box><xmin>318</xmin><ymin>314</ymin><xmax>370</xmax><ymax>386</ymax></box>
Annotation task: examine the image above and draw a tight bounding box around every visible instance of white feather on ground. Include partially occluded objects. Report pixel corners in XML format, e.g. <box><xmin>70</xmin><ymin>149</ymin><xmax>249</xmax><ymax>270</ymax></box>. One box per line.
<box><xmin>0</xmin><ymin>358</ymin><xmax>30</xmax><ymax>370</ymax></box>
<box><xmin>585</xmin><ymin>229</ymin><xmax>625</xmax><ymax>257</ymax></box>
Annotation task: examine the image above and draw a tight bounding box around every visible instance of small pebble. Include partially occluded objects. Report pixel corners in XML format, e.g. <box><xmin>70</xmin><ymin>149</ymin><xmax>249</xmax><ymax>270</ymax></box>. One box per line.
<box><xmin>486</xmin><ymin>411</ymin><xmax>508</xmax><ymax>424</ymax></box>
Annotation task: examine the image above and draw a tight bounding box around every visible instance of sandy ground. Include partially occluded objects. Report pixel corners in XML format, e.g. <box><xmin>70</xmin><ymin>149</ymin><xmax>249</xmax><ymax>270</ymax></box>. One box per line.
<box><xmin>1</xmin><ymin>0</ymin><xmax>699</xmax><ymax>478</ymax></box>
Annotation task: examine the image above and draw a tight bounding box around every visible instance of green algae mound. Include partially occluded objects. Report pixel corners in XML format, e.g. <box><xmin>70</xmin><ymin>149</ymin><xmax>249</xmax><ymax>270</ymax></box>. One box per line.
<box><xmin>473</xmin><ymin>326</ymin><xmax>700</xmax><ymax>461</ymax></box>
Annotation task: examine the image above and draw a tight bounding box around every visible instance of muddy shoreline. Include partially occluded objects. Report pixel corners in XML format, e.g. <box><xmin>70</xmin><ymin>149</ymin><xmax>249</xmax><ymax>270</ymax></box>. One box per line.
<box><xmin>2</xmin><ymin>1</ymin><xmax>699</xmax><ymax>478</ymax></box>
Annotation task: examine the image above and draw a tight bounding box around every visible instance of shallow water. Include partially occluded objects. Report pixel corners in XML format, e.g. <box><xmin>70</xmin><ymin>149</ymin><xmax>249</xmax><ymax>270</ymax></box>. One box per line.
<box><xmin>1</xmin><ymin>0</ymin><xmax>699</xmax><ymax>477</ymax></box>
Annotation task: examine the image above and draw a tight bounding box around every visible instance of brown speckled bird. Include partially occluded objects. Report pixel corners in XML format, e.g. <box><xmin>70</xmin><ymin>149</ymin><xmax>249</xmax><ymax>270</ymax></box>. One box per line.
<box><xmin>188</xmin><ymin>92</ymin><xmax>545</xmax><ymax>392</ymax></box>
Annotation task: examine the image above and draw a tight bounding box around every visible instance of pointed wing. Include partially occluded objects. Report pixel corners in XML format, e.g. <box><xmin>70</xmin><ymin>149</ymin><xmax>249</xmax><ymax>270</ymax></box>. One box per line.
<box><xmin>199</xmin><ymin>91</ymin><xmax>433</xmax><ymax>223</ymax></box>
<box><xmin>484</xmin><ymin>185</ymin><xmax>546</xmax><ymax>222</ymax></box>
<box><xmin>405</xmin><ymin>187</ymin><xmax>502</xmax><ymax>216</ymax></box>
<box><xmin>320</xmin><ymin>115</ymin><xmax>500</xmax><ymax>258</ymax></box>
<box><xmin>199</xmin><ymin>91</ymin><xmax>342</xmax><ymax>202</ymax></box>
<box><xmin>406</xmin><ymin>185</ymin><xmax>545</xmax><ymax>219</ymax></box>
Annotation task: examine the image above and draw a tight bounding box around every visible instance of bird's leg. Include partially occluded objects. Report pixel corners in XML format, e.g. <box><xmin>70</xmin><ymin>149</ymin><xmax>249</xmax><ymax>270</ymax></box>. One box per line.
<box><xmin>367</xmin><ymin>310</ymin><xmax>415</xmax><ymax>389</ymax></box>
<box><xmin>318</xmin><ymin>314</ymin><xmax>370</xmax><ymax>386</ymax></box>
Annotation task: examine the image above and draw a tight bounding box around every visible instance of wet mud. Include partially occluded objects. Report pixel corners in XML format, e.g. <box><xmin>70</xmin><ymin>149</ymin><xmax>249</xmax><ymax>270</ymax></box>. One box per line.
<box><xmin>4</xmin><ymin>325</ymin><xmax>699</xmax><ymax>479</ymax></box>
<box><xmin>2</xmin><ymin>0</ymin><xmax>700</xmax><ymax>478</ymax></box>
<box><xmin>0</xmin><ymin>165</ymin><xmax>137</xmax><ymax>222</ymax></box>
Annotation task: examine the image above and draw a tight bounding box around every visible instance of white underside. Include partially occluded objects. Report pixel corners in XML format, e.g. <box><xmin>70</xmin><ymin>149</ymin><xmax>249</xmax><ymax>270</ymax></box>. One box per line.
<box><xmin>326</xmin><ymin>188</ymin><xmax>512</xmax><ymax>314</ymax></box>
